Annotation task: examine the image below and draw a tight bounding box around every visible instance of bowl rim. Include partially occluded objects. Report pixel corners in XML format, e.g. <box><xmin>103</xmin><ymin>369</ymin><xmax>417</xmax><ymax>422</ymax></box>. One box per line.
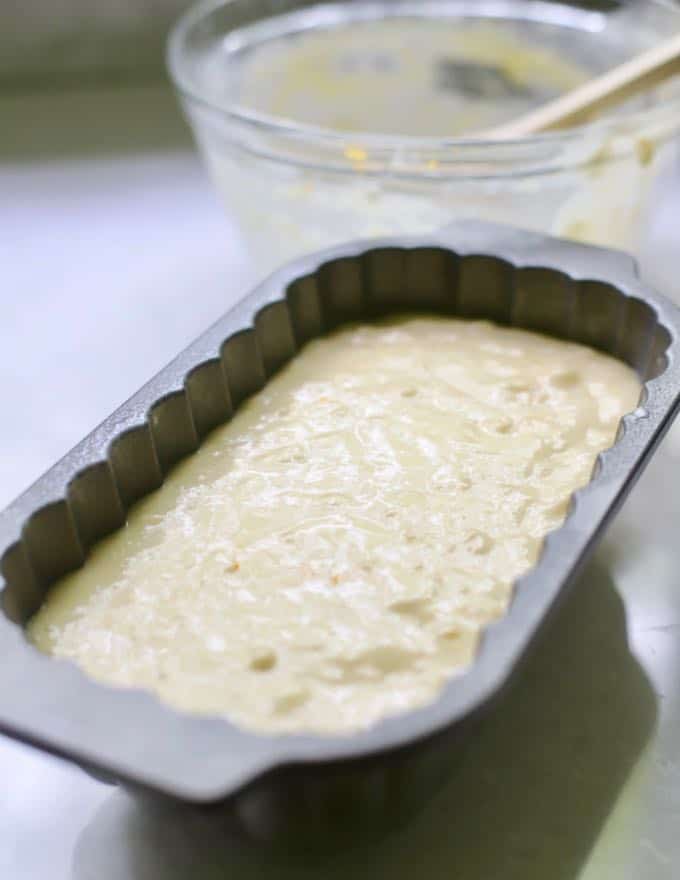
<box><xmin>166</xmin><ymin>0</ymin><xmax>680</xmax><ymax>160</ymax></box>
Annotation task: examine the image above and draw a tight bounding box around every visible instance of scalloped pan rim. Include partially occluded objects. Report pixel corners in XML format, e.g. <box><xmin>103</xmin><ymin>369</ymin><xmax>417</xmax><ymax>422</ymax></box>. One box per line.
<box><xmin>0</xmin><ymin>220</ymin><xmax>679</xmax><ymax>807</ymax></box>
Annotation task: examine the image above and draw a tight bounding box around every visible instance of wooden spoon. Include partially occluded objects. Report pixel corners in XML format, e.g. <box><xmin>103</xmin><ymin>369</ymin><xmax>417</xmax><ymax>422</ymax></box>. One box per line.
<box><xmin>483</xmin><ymin>31</ymin><xmax>680</xmax><ymax>140</ymax></box>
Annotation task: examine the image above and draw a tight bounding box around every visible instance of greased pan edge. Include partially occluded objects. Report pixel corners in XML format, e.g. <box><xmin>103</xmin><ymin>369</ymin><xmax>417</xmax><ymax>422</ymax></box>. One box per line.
<box><xmin>0</xmin><ymin>220</ymin><xmax>679</xmax><ymax>809</ymax></box>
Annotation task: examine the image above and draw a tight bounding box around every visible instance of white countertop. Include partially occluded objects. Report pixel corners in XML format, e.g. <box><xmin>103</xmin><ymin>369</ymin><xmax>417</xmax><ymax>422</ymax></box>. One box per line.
<box><xmin>2</xmin><ymin>82</ymin><xmax>680</xmax><ymax>880</ymax></box>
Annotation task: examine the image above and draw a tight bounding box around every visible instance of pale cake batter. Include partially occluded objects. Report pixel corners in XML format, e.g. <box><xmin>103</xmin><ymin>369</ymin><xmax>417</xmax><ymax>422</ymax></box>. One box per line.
<box><xmin>29</xmin><ymin>317</ymin><xmax>640</xmax><ymax>733</ymax></box>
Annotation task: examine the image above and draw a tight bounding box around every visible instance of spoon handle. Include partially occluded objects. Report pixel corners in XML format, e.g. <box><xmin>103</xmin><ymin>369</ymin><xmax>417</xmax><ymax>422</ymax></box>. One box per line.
<box><xmin>483</xmin><ymin>31</ymin><xmax>680</xmax><ymax>139</ymax></box>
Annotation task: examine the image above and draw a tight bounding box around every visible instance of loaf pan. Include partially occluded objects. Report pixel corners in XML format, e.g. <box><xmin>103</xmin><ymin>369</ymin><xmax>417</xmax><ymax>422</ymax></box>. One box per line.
<box><xmin>1</xmin><ymin>220</ymin><xmax>679</xmax><ymax>838</ymax></box>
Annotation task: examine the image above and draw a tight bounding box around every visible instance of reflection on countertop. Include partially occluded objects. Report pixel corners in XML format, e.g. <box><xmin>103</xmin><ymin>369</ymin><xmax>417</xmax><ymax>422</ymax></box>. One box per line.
<box><xmin>72</xmin><ymin>553</ymin><xmax>656</xmax><ymax>880</ymax></box>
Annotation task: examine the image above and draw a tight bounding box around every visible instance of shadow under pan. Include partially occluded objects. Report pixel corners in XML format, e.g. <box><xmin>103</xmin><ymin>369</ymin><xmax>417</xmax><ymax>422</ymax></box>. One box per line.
<box><xmin>71</xmin><ymin>553</ymin><xmax>656</xmax><ymax>878</ymax></box>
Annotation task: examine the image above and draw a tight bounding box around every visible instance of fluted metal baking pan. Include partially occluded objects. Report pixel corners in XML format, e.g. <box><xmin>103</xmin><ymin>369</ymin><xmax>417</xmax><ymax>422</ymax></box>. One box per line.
<box><xmin>1</xmin><ymin>220</ymin><xmax>679</xmax><ymax>835</ymax></box>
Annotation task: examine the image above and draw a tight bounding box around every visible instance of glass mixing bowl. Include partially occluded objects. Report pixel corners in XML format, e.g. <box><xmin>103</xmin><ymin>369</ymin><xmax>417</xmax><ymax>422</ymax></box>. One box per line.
<box><xmin>168</xmin><ymin>0</ymin><xmax>680</xmax><ymax>283</ymax></box>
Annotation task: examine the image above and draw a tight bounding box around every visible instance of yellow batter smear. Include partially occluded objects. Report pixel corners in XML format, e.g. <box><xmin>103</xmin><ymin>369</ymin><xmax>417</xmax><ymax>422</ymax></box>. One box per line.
<box><xmin>29</xmin><ymin>317</ymin><xmax>640</xmax><ymax>733</ymax></box>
